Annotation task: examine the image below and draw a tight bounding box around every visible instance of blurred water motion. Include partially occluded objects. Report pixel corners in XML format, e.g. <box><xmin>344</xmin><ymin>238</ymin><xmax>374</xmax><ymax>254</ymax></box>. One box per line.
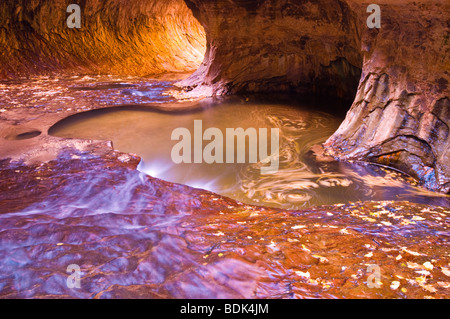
<box><xmin>0</xmin><ymin>76</ymin><xmax>448</xmax><ymax>299</ymax></box>
<box><xmin>50</xmin><ymin>92</ymin><xmax>449</xmax><ymax>209</ymax></box>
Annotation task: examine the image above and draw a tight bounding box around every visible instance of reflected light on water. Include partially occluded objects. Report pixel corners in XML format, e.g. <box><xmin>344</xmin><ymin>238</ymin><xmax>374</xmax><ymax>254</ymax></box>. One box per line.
<box><xmin>47</xmin><ymin>80</ymin><xmax>449</xmax><ymax>209</ymax></box>
<box><xmin>1</xmin><ymin>77</ymin><xmax>448</xmax><ymax>299</ymax></box>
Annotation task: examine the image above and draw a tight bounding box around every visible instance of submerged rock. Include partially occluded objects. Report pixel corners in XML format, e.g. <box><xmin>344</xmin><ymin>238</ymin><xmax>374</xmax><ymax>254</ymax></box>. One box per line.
<box><xmin>0</xmin><ymin>1</ymin><xmax>448</xmax><ymax>298</ymax></box>
<box><xmin>0</xmin><ymin>0</ymin><xmax>448</xmax><ymax>192</ymax></box>
<box><xmin>0</xmin><ymin>148</ymin><xmax>448</xmax><ymax>298</ymax></box>
<box><xmin>0</xmin><ymin>0</ymin><xmax>206</xmax><ymax>77</ymax></box>
<box><xmin>179</xmin><ymin>0</ymin><xmax>449</xmax><ymax>193</ymax></box>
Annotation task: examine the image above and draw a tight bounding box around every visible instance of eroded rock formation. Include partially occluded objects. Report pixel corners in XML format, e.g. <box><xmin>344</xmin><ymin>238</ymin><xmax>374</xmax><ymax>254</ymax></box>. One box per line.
<box><xmin>0</xmin><ymin>0</ymin><xmax>448</xmax><ymax>192</ymax></box>
<box><xmin>181</xmin><ymin>0</ymin><xmax>363</xmax><ymax>99</ymax></box>
<box><xmin>324</xmin><ymin>1</ymin><xmax>450</xmax><ymax>193</ymax></box>
<box><xmin>0</xmin><ymin>1</ymin><xmax>448</xmax><ymax>299</ymax></box>
<box><xmin>1</xmin><ymin>147</ymin><xmax>449</xmax><ymax>298</ymax></box>
<box><xmin>180</xmin><ymin>0</ymin><xmax>449</xmax><ymax>193</ymax></box>
<box><xmin>0</xmin><ymin>0</ymin><xmax>206</xmax><ymax>77</ymax></box>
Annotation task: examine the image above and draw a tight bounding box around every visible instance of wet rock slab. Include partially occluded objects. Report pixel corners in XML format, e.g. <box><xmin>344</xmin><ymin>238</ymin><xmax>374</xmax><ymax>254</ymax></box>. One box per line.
<box><xmin>0</xmin><ymin>148</ymin><xmax>448</xmax><ymax>299</ymax></box>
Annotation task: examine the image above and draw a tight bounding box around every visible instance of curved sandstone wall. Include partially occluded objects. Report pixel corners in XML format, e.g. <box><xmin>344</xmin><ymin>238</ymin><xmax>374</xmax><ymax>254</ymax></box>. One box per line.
<box><xmin>181</xmin><ymin>0</ymin><xmax>364</xmax><ymax>99</ymax></box>
<box><xmin>0</xmin><ymin>0</ymin><xmax>206</xmax><ymax>77</ymax></box>
<box><xmin>0</xmin><ymin>0</ymin><xmax>448</xmax><ymax>193</ymax></box>
<box><xmin>324</xmin><ymin>1</ymin><xmax>449</xmax><ymax>193</ymax></box>
<box><xmin>181</xmin><ymin>0</ymin><xmax>449</xmax><ymax>193</ymax></box>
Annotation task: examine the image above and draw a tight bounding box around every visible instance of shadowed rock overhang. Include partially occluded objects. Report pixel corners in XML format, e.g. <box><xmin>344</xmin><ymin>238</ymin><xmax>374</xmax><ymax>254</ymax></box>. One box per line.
<box><xmin>0</xmin><ymin>0</ymin><xmax>448</xmax><ymax>193</ymax></box>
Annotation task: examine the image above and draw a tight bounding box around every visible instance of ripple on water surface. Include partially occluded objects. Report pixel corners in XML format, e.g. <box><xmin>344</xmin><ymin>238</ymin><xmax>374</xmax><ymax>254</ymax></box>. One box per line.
<box><xmin>49</xmin><ymin>93</ymin><xmax>449</xmax><ymax>209</ymax></box>
<box><xmin>1</xmin><ymin>76</ymin><xmax>448</xmax><ymax>299</ymax></box>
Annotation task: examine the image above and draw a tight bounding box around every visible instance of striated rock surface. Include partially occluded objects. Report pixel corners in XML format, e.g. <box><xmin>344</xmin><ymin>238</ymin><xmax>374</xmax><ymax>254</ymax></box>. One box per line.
<box><xmin>0</xmin><ymin>0</ymin><xmax>206</xmax><ymax>77</ymax></box>
<box><xmin>324</xmin><ymin>1</ymin><xmax>450</xmax><ymax>193</ymax></box>
<box><xmin>180</xmin><ymin>0</ymin><xmax>449</xmax><ymax>193</ymax></box>
<box><xmin>0</xmin><ymin>147</ymin><xmax>449</xmax><ymax>299</ymax></box>
<box><xmin>0</xmin><ymin>0</ymin><xmax>448</xmax><ymax>297</ymax></box>
<box><xmin>0</xmin><ymin>76</ymin><xmax>447</xmax><ymax>298</ymax></box>
<box><xmin>181</xmin><ymin>0</ymin><xmax>363</xmax><ymax>99</ymax></box>
<box><xmin>0</xmin><ymin>0</ymin><xmax>448</xmax><ymax>193</ymax></box>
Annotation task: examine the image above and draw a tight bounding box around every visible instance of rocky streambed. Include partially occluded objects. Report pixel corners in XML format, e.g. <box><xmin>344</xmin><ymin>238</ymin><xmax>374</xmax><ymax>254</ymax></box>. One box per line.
<box><xmin>0</xmin><ymin>75</ymin><xmax>448</xmax><ymax>299</ymax></box>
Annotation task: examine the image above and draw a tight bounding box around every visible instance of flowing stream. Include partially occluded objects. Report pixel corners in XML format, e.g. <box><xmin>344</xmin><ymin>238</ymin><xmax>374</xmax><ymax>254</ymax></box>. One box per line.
<box><xmin>0</xmin><ymin>75</ymin><xmax>448</xmax><ymax>299</ymax></box>
<box><xmin>49</xmin><ymin>85</ymin><xmax>448</xmax><ymax>209</ymax></box>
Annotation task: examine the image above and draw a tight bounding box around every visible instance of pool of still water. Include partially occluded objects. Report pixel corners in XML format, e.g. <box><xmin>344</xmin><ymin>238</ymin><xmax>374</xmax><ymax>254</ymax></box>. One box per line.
<box><xmin>1</xmin><ymin>75</ymin><xmax>449</xmax><ymax>299</ymax></box>
<box><xmin>49</xmin><ymin>90</ymin><xmax>449</xmax><ymax>209</ymax></box>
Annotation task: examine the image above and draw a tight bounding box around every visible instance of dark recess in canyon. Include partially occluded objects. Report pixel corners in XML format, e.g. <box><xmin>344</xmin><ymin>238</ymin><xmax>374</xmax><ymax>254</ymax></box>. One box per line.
<box><xmin>0</xmin><ymin>0</ymin><xmax>448</xmax><ymax>193</ymax></box>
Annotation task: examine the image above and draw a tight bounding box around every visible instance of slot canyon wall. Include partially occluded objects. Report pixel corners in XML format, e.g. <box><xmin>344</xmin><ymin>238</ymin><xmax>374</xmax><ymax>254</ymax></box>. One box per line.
<box><xmin>181</xmin><ymin>0</ymin><xmax>364</xmax><ymax>99</ymax></box>
<box><xmin>0</xmin><ymin>0</ymin><xmax>206</xmax><ymax>77</ymax></box>
<box><xmin>181</xmin><ymin>0</ymin><xmax>450</xmax><ymax>193</ymax></box>
<box><xmin>0</xmin><ymin>0</ymin><xmax>448</xmax><ymax>193</ymax></box>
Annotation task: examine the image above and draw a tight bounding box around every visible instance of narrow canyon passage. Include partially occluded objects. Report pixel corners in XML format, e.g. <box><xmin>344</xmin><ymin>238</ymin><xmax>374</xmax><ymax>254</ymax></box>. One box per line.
<box><xmin>0</xmin><ymin>0</ymin><xmax>448</xmax><ymax>300</ymax></box>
